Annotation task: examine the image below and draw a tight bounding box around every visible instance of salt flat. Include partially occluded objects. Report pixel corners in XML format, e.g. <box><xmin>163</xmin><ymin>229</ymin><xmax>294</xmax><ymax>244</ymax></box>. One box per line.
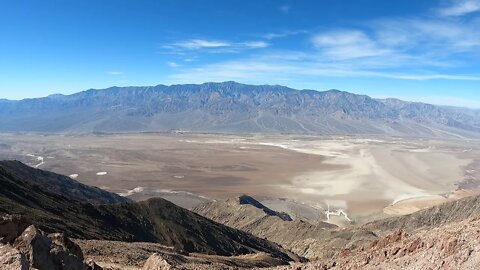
<box><xmin>0</xmin><ymin>132</ymin><xmax>478</xmax><ymax>223</ymax></box>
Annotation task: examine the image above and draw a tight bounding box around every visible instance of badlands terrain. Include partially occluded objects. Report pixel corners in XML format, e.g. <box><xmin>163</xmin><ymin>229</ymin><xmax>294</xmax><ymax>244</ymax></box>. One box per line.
<box><xmin>0</xmin><ymin>132</ymin><xmax>478</xmax><ymax>225</ymax></box>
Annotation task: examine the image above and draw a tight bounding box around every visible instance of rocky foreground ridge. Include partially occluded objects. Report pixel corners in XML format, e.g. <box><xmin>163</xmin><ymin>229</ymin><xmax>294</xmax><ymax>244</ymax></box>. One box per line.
<box><xmin>2</xmin><ymin>160</ymin><xmax>480</xmax><ymax>269</ymax></box>
<box><xmin>0</xmin><ymin>215</ymin><xmax>100</xmax><ymax>270</ymax></box>
<box><xmin>0</xmin><ymin>160</ymin><xmax>299</xmax><ymax>269</ymax></box>
<box><xmin>195</xmin><ymin>194</ymin><xmax>480</xmax><ymax>269</ymax></box>
<box><xmin>263</xmin><ymin>216</ymin><xmax>480</xmax><ymax>269</ymax></box>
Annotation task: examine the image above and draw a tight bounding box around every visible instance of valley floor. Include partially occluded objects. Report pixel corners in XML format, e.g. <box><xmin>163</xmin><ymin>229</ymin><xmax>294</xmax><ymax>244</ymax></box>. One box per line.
<box><xmin>1</xmin><ymin>132</ymin><xmax>479</xmax><ymax>224</ymax></box>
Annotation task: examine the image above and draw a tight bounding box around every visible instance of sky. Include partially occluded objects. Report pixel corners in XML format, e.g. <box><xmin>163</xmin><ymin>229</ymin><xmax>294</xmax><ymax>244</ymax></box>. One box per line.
<box><xmin>0</xmin><ymin>0</ymin><xmax>479</xmax><ymax>108</ymax></box>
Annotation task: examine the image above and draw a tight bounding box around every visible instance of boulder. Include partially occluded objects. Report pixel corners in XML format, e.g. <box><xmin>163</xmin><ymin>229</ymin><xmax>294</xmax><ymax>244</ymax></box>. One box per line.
<box><xmin>85</xmin><ymin>258</ymin><xmax>103</xmax><ymax>270</ymax></box>
<box><xmin>0</xmin><ymin>215</ymin><xmax>31</xmax><ymax>244</ymax></box>
<box><xmin>0</xmin><ymin>243</ymin><xmax>29</xmax><ymax>270</ymax></box>
<box><xmin>11</xmin><ymin>224</ymin><xmax>93</xmax><ymax>270</ymax></box>
<box><xmin>49</xmin><ymin>233</ymin><xmax>85</xmax><ymax>261</ymax></box>
<box><xmin>143</xmin><ymin>253</ymin><xmax>177</xmax><ymax>270</ymax></box>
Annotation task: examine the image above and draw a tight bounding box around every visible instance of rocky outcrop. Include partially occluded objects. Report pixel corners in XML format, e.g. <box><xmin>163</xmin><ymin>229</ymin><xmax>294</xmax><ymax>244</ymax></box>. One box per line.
<box><xmin>0</xmin><ymin>215</ymin><xmax>30</xmax><ymax>244</ymax></box>
<box><xmin>143</xmin><ymin>253</ymin><xmax>177</xmax><ymax>270</ymax></box>
<box><xmin>264</xmin><ymin>217</ymin><xmax>480</xmax><ymax>270</ymax></box>
<box><xmin>0</xmin><ymin>243</ymin><xmax>28</xmax><ymax>270</ymax></box>
<box><xmin>0</xmin><ymin>215</ymin><xmax>101</xmax><ymax>270</ymax></box>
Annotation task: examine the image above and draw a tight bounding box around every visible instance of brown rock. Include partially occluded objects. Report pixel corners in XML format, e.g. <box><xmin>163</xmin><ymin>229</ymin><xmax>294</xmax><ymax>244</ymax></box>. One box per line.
<box><xmin>0</xmin><ymin>243</ymin><xmax>29</xmax><ymax>270</ymax></box>
<box><xmin>406</xmin><ymin>238</ymin><xmax>423</xmax><ymax>254</ymax></box>
<box><xmin>440</xmin><ymin>238</ymin><xmax>459</xmax><ymax>257</ymax></box>
<box><xmin>49</xmin><ymin>233</ymin><xmax>85</xmax><ymax>261</ymax></box>
<box><xmin>85</xmin><ymin>258</ymin><xmax>103</xmax><ymax>270</ymax></box>
<box><xmin>0</xmin><ymin>215</ymin><xmax>31</xmax><ymax>244</ymax></box>
<box><xmin>14</xmin><ymin>225</ymin><xmax>55</xmax><ymax>269</ymax></box>
<box><xmin>143</xmin><ymin>253</ymin><xmax>177</xmax><ymax>270</ymax></box>
<box><xmin>370</xmin><ymin>229</ymin><xmax>407</xmax><ymax>250</ymax></box>
<box><xmin>13</xmin><ymin>224</ymin><xmax>89</xmax><ymax>270</ymax></box>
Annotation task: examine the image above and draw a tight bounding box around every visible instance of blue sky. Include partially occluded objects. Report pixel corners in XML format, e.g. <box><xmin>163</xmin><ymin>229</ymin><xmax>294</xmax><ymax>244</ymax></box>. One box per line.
<box><xmin>1</xmin><ymin>0</ymin><xmax>480</xmax><ymax>107</ymax></box>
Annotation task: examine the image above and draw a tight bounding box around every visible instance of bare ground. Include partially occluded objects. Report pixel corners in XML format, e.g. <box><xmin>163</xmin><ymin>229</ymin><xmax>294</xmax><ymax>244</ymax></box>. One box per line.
<box><xmin>0</xmin><ymin>132</ymin><xmax>478</xmax><ymax>223</ymax></box>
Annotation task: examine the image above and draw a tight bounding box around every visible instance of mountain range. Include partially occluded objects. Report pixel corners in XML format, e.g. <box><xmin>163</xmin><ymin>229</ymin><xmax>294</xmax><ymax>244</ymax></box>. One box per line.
<box><xmin>1</xmin><ymin>82</ymin><xmax>479</xmax><ymax>137</ymax></box>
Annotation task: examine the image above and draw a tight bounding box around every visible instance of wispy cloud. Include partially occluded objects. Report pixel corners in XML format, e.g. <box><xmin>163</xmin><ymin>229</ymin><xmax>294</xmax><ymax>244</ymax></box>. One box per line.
<box><xmin>172</xmin><ymin>39</ymin><xmax>230</xmax><ymax>50</ymax></box>
<box><xmin>168</xmin><ymin>56</ymin><xmax>480</xmax><ymax>85</ymax></box>
<box><xmin>166</xmin><ymin>1</ymin><xmax>480</xmax><ymax>85</ymax></box>
<box><xmin>437</xmin><ymin>0</ymin><xmax>480</xmax><ymax>16</ymax></box>
<box><xmin>242</xmin><ymin>41</ymin><xmax>270</xmax><ymax>48</ymax></box>
<box><xmin>107</xmin><ymin>71</ymin><xmax>123</xmax><ymax>75</ymax></box>
<box><xmin>162</xmin><ymin>38</ymin><xmax>269</xmax><ymax>53</ymax></box>
<box><xmin>167</xmin><ymin>62</ymin><xmax>181</xmax><ymax>68</ymax></box>
<box><xmin>312</xmin><ymin>30</ymin><xmax>390</xmax><ymax>60</ymax></box>
<box><xmin>263</xmin><ymin>30</ymin><xmax>307</xmax><ymax>40</ymax></box>
<box><xmin>374</xmin><ymin>18</ymin><xmax>480</xmax><ymax>52</ymax></box>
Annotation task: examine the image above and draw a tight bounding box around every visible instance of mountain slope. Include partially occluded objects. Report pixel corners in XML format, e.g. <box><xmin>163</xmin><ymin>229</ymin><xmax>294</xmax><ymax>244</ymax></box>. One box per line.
<box><xmin>193</xmin><ymin>196</ymin><xmax>374</xmax><ymax>259</ymax></box>
<box><xmin>267</xmin><ymin>217</ymin><xmax>480</xmax><ymax>270</ymax></box>
<box><xmin>0</xmin><ymin>161</ymin><xmax>297</xmax><ymax>261</ymax></box>
<box><xmin>194</xmin><ymin>192</ymin><xmax>480</xmax><ymax>261</ymax></box>
<box><xmin>362</xmin><ymin>193</ymin><xmax>480</xmax><ymax>234</ymax></box>
<box><xmin>0</xmin><ymin>82</ymin><xmax>478</xmax><ymax>137</ymax></box>
<box><xmin>265</xmin><ymin>193</ymin><xmax>480</xmax><ymax>269</ymax></box>
<box><xmin>0</xmin><ymin>160</ymin><xmax>128</xmax><ymax>204</ymax></box>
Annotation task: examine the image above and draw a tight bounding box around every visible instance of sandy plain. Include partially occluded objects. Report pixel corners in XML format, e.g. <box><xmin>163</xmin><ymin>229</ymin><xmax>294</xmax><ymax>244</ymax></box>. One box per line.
<box><xmin>0</xmin><ymin>132</ymin><xmax>478</xmax><ymax>223</ymax></box>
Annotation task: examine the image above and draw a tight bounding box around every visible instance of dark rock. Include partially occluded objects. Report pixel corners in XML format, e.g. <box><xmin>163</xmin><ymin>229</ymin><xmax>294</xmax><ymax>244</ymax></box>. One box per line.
<box><xmin>13</xmin><ymin>224</ymin><xmax>89</xmax><ymax>270</ymax></box>
<box><xmin>0</xmin><ymin>215</ymin><xmax>31</xmax><ymax>244</ymax></box>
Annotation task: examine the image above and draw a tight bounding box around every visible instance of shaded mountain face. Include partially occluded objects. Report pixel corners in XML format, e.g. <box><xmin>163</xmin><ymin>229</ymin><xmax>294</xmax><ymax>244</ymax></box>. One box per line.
<box><xmin>193</xmin><ymin>196</ymin><xmax>370</xmax><ymax>260</ymax></box>
<box><xmin>0</xmin><ymin>161</ymin><xmax>296</xmax><ymax>261</ymax></box>
<box><xmin>0</xmin><ymin>82</ymin><xmax>478</xmax><ymax>137</ymax></box>
<box><xmin>238</xmin><ymin>195</ymin><xmax>293</xmax><ymax>221</ymax></box>
<box><xmin>0</xmin><ymin>160</ymin><xmax>128</xmax><ymax>204</ymax></box>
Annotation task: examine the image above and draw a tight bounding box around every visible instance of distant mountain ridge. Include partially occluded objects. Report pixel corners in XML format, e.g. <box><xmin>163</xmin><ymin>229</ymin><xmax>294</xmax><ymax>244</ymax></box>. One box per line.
<box><xmin>0</xmin><ymin>82</ymin><xmax>478</xmax><ymax>137</ymax></box>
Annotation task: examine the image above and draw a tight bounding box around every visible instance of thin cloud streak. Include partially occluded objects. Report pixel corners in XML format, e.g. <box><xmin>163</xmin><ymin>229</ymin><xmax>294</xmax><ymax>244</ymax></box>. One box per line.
<box><xmin>262</xmin><ymin>30</ymin><xmax>308</xmax><ymax>40</ymax></box>
<box><xmin>312</xmin><ymin>30</ymin><xmax>391</xmax><ymax>59</ymax></box>
<box><xmin>437</xmin><ymin>0</ymin><xmax>480</xmax><ymax>16</ymax></box>
<box><xmin>242</xmin><ymin>41</ymin><xmax>270</xmax><ymax>48</ymax></box>
<box><xmin>167</xmin><ymin>62</ymin><xmax>181</xmax><ymax>68</ymax></box>
<box><xmin>162</xmin><ymin>39</ymin><xmax>270</xmax><ymax>53</ymax></box>
<box><xmin>169</xmin><ymin>57</ymin><xmax>480</xmax><ymax>85</ymax></box>
<box><xmin>107</xmin><ymin>71</ymin><xmax>123</xmax><ymax>75</ymax></box>
<box><xmin>172</xmin><ymin>39</ymin><xmax>230</xmax><ymax>49</ymax></box>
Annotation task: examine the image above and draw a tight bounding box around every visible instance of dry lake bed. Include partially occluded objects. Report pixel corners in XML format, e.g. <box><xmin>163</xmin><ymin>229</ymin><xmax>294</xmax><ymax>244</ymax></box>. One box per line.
<box><xmin>1</xmin><ymin>132</ymin><xmax>479</xmax><ymax>224</ymax></box>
